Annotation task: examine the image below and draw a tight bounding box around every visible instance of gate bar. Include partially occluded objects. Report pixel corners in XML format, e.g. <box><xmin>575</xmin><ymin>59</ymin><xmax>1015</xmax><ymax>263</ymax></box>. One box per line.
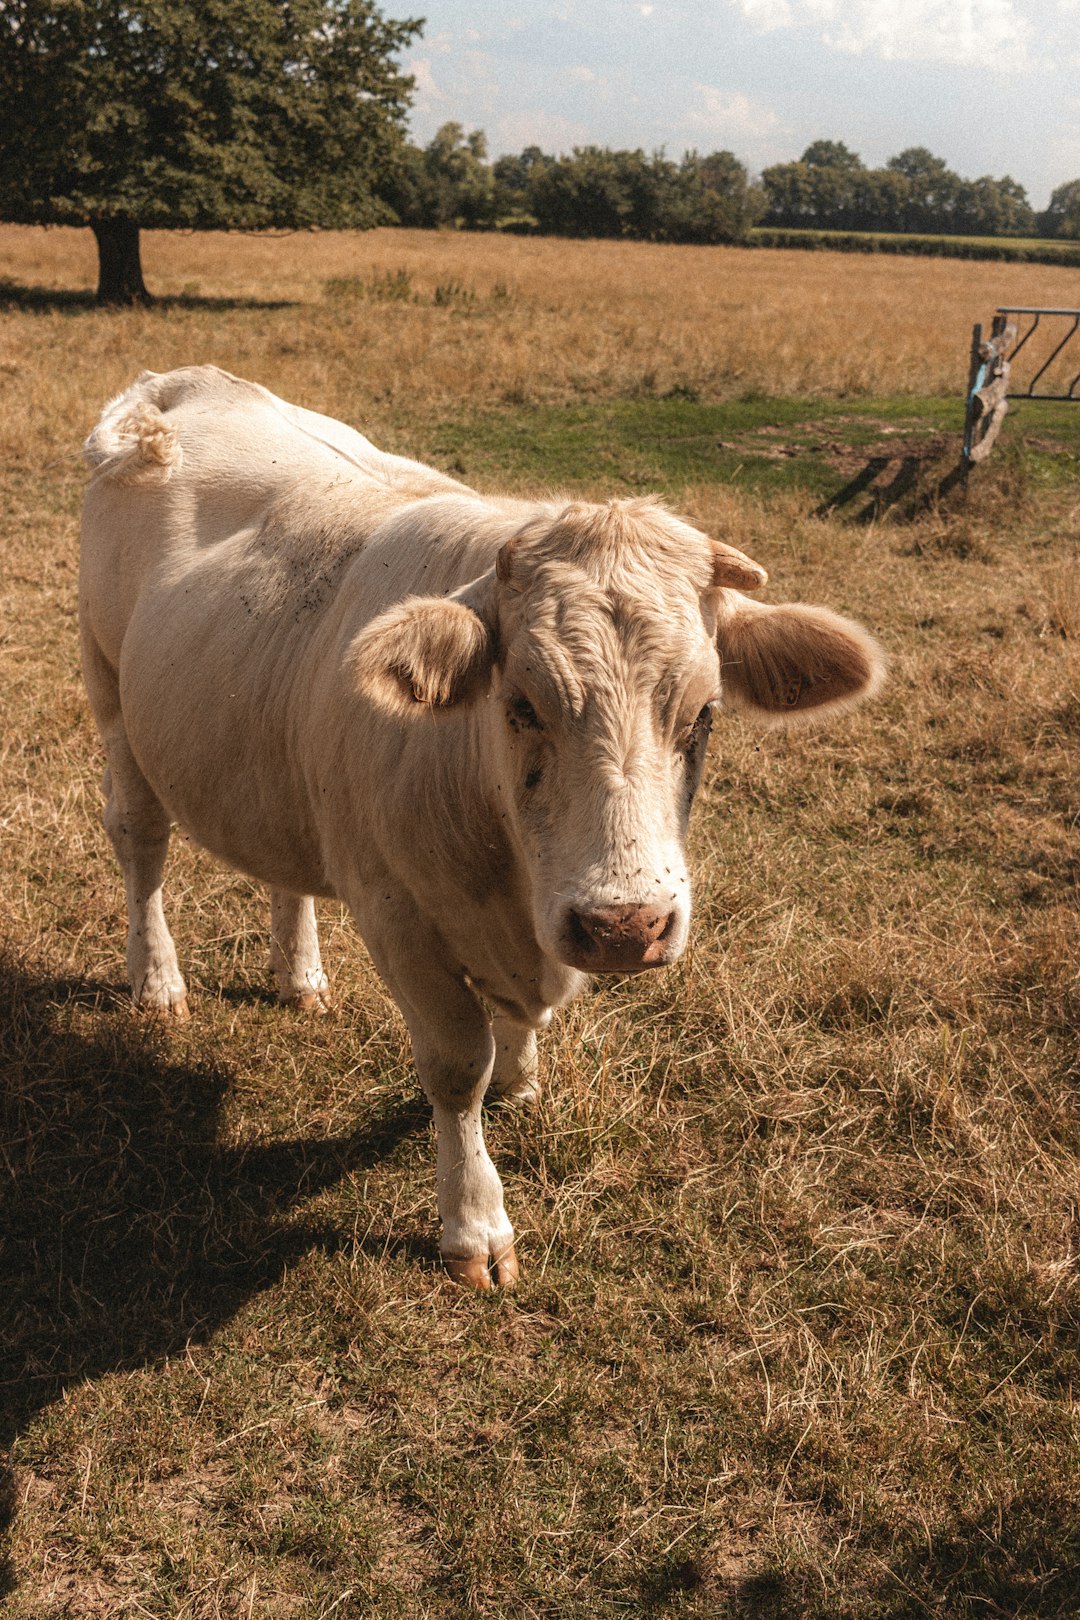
<box><xmin>995</xmin><ymin>306</ymin><xmax>1080</xmax><ymax>400</ymax></box>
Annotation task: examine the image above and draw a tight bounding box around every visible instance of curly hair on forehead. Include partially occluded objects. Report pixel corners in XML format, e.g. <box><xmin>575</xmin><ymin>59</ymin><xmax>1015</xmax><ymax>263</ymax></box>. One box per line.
<box><xmin>497</xmin><ymin>495</ymin><xmax>722</xmax><ymax>596</ymax></box>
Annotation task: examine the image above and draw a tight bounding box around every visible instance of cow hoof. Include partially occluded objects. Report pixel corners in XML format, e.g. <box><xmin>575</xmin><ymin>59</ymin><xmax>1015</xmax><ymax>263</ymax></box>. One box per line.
<box><xmin>286</xmin><ymin>988</ymin><xmax>333</xmax><ymax>1015</ymax></box>
<box><xmin>488</xmin><ymin>1075</ymin><xmax>540</xmax><ymax>1109</ymax></box>
<box><xmin>444</xmin><ymin>1255</ymin><xmax>492</xmax><ymax>1291</ymax></box>
<box><xmin>444</xmin><ymin>1243</ymin><xmax>519</xmax><ymax>1291</ymax></box>
<box><xmin>494</xmin><ymin>1243</ymin><xmax>520</xmax><ymax>1287</ymax></box>
<box><xmin>139</xmin><ymin>992</ymin><xmax>190</xmax><ymax>1022</ymax></box>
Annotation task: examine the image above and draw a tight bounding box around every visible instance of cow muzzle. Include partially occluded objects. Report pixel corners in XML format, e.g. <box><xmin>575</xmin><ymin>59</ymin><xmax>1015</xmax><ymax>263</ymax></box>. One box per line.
<box><xmin>561</xmin><ymin>902</ymin><xmax>680</xmax><ymax>974</ymax></box>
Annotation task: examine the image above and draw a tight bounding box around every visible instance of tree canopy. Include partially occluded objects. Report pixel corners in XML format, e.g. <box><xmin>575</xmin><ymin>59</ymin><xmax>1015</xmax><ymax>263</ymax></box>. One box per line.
<box><xmin>761</xmin><ymin>143</ymin><xmax>1037</xmax><ymax>237</ymax></box>
<box><xmin>378</xmin><ymin>129</ymin><xmax>1062</xmax><ymax>248</ymax></box>
<box><xmin>1039</xmin><ymin>179</ymin><xmax>1080</xmax><ymax>240</ymax></box>
<box><xmin>0</xmin><ymin>0</ymin><xmax>421</xmax><ymax>301</ymax></box>
<box><xmin>801</xmin><ymin>140</ymin><xmax>863</xmax><ymax>172</ymax></box>
<box><xmin>383</xmin><ymin>129</ymin><xmax>763</xmax><ymax>244</ymax></box>
<box><xmin>382</xmin><ymin>122</ymin><xmax>498</xmax><ymax>230</ymax></box>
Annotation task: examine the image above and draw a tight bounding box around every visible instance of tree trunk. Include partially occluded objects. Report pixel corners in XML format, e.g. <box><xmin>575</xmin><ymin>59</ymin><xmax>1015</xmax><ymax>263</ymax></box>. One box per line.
<box><xmin>91</xmin><ymin>219</ymin><xmax>152</xmax><ymax>306</ymax></box>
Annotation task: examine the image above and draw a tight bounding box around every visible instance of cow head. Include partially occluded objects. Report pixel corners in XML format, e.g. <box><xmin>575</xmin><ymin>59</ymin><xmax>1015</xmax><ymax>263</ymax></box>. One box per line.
<box><xmin>351</xmin><ymin>499</ymin><xmax>883</xmax><ymax>975</ymax></box>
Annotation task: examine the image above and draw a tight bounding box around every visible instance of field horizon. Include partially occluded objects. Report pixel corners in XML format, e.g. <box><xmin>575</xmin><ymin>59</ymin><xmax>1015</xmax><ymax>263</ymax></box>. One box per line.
<box><xmin>1</xmin><ymin>224</ymin><xmax>1077</xmax><ymax>1618</ymax></box>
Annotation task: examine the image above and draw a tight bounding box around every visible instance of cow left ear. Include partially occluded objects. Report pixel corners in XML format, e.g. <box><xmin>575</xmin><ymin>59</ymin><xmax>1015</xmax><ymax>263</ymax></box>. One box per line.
<box><xmin>349</xmin><ymin>593</ymin><xmax>497</xmax><ymax>716</ymax></box>
<box><xmin>717</xmin><ymin>594</ymin><xmax>885</xmax><ymax>722</ymax></box>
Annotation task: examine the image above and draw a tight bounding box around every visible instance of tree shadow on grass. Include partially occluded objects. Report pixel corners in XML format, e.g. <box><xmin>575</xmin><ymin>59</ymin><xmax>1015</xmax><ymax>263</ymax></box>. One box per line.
<box><xmin>0</xmin><ymin>280</ymin><xmax>299</xmax><ymax>313</ymax></box>
<box><xmin>878</xmin><ymin>1492</ymin><xmax>1080</xmax><ymax>1620</ymax></box>
<box><xmin>0</xmin><ymin>949</ymin><xmax>429</xmax><ymax>1592</ymax></box>
<box><xmin>630</xmin><ymin>1503</ymin><xmax>1080</xmax><ymax>1619</ymax></box>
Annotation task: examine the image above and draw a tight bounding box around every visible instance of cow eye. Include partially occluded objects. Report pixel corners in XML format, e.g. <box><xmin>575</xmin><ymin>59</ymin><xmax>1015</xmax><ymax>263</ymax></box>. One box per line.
<box><xmin>508</xmin><ymin>694</ymin><xmax>543</xmax><ymax>732</ymax></box>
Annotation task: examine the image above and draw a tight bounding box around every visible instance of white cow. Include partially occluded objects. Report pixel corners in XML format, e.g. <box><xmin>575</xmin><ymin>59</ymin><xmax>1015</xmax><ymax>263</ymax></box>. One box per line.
<box><xmin>80</xmin><ymin>367</ymin><xmax>884</xmax><ymax>1289</ymax></box>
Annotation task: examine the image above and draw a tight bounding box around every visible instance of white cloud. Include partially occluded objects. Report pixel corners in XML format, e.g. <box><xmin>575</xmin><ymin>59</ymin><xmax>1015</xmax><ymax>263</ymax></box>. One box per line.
<box><xmin>689</xmin><ymin>86</ymin><xmax>780</xmax><ymax>140</ymax></box>
<box><xmin>409</xmin><ymin>58</ymin><xmax>445</xmax><ymax>105</ymax></box>
<box><xmin>638</xmin><ymin>4</ymin><xmax>656</xmax><ymax>15</ymax></box>
<box><xmin>570</xmin><ymin>64</ymin><xmax>598</xmax><ymax>81</ymax></box>
<box><xmin>408</xmin><ymin>45</ymin><xmax>503</xmax><ymax>127</ymax></box>
<box><xmin>728</xmin><ymin>0</ymin><xmax>1033</xmax><ymax>66</ymax></box>
<box><xmin>495</xmin><ymin>109</ymin><xmax>593</xmax><ymax>152</ymax></box>
<box><xmin>454</xmin><ymin>49</ymin><xmax>503</xmax><ymax>116</ymax></box>
<box><xmin>1047</xmin><ymin>96</ymin><xmax>1080</xmax><ymax>174</ymax></box>
<box><xmin>735</xmin><ymin>0</ymin><xmax>794</xmax><ymax>27</ymax></box>
<box><xmin>422</xmin><ymin>29</ymin><xmax>456</xmax><ymax>57</ymax></box>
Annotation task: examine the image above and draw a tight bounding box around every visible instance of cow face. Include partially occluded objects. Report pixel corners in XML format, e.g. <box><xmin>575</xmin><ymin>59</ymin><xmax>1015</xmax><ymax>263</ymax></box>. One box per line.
<box><xmin>487</xmin><ymin>504</ymin><xmax>733</xmax><ymax>974</ymax></box>
<box><xmin>351</xmin><ymin>498</ymin><xmax>884</xmax><ymax>976</ymax></box>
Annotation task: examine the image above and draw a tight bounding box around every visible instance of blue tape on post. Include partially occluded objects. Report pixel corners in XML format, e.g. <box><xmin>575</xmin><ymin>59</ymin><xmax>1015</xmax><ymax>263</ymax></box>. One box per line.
<box><xmin>963</xmin><ymin>360</ymin><xmax>989</xmax><ymax>461</ymax></box>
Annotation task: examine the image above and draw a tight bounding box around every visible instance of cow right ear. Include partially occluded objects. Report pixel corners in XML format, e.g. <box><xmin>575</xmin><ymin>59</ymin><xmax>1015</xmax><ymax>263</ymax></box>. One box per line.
<box><xmin>716</xmin><ymin>594</ymin><xmax>885</xmax><ymax>723</ymax></box>
<box><xmin>348</xmin><ymin>594</ymin><xmax>497</xmax><ymax>715</ymax></box>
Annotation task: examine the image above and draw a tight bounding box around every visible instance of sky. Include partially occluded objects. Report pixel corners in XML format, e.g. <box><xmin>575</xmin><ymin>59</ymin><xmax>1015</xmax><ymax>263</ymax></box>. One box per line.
<box><xmin>399</xmin><ymin>0</ymin><xmax>1080</xmax><ymax>210</ymax></box>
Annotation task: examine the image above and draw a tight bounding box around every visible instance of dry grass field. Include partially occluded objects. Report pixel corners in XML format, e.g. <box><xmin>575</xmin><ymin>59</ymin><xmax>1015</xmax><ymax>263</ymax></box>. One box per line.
<box><xmin>1</xmin><ymin>224</ymin><xmax>1078</xmax><ymax>1617</ymax></box>
<box><xmin>5</xmin><ymin>223</ymin><xmax>1080</xmax><ymax>411</ymax></box>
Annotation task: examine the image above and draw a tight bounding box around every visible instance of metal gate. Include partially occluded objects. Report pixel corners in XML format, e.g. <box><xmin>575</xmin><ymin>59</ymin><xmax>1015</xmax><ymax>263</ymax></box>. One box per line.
<box><xmin>963</xmin><ymin>306</ymin><xmax>1080</xmax><ymax>464</ymax></box>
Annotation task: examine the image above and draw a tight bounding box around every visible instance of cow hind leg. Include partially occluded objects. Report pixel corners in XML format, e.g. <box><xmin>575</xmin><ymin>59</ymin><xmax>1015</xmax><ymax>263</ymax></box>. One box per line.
<box><xmin>488</xmin><ymin>1018</ymin><xmax>540</xmax><ymax>1107</ymax></box>
<box><xmin>269</xmin><ymin>890</ymin><xmax>331</xmax><ymax>1012</ymax></box>
<box><xmin>83</xmin><ymin>628</ymin><xmax>187</xmax><ymax>1017</ymax></box>
<box><xmin>100</xmin><ymin>743</ymin><xmax>189</xmax><ymax>1019</ymax></box>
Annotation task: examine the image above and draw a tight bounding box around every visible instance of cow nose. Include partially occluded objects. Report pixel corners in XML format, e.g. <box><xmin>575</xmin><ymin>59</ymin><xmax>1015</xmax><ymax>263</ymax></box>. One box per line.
<box><xmin>568</xmin><ymin>904</ymin><xmax>676</xmax><ymax>970</ymax></box>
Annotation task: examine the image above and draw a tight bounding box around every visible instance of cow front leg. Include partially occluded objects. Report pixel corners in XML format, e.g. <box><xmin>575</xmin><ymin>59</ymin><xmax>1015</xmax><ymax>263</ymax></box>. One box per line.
<box><xmin>269</xmin><ymin>890</ymin><xmax>331</xmax><ymax>1012</ymax></box>
<box><xmin>101</xmin><ymin>755</ymin><xmax>188</xmax><ymax>1018</ymax></box>
<box><xmin>488</xmin><ymin>1017</ymin><xmax>540</xmax><ymax>1107</ymax></box>
<box><xmin>353</xmin><ymin>900</ymin><xmax>518</xmax><ymax>1289</ymax></box>
<box><xmin>414</xmin><ymin>1020</ymin><xmax>518</xmax><ymax>1291</ymax></box>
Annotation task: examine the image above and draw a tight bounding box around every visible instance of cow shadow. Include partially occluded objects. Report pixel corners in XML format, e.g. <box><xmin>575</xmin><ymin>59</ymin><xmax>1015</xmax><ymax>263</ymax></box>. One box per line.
<box><xmin>0</xmin><ymin>280</ymin><xmax>298</xmax><ymax>313</ymax></box>
<box><xmin>0</xmin><ymin>950</ymin><xmax>429</xmax><ymax>1586</ymax></box>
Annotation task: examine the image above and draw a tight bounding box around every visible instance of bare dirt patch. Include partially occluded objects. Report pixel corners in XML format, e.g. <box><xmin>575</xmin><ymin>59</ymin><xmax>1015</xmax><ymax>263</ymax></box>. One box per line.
<box><xmin>716</xmin><ymin>419</ymin><xmax>957</xmax><ymax>474</ymax></box>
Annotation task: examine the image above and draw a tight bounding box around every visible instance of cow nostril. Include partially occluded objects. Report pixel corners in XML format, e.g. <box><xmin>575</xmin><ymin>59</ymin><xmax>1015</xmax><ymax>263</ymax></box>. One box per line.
<box><xmin>567</xmin><ymin>909</ymin><xmax>597</xmax><ymax>954</ymax></box>
<box><xmin>638</xmin><ymin>908</ymin><xmax>674</xmax><ymax>946</ymax></box>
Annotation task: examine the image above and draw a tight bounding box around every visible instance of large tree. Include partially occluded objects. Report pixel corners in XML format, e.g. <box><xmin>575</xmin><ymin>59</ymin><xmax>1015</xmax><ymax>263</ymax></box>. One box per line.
<box><xmin>0</xmin><ymin>0</ymin><xmax>421</xmax><ymax>303</ymax></box>
<box><xmin>1040</xmin><ymin>178</ymin><xmax>1080</xmax><ymax>239</ymax></box>
<box><xmin>885</xmin><ymin>147</ymin><xmax>959</xmax><ymax>231</ymax></box>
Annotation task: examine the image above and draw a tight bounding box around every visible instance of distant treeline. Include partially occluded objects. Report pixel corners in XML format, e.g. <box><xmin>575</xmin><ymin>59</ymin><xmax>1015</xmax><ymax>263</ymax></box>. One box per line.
<box><xmin>753</xmin><ymin>229</ymin><xmax>1080</xmax><ymax>266</ymax></box>
<box><xmin>381</xmin><ymin>128</ymin><xmax>761</xmax><ymax>244</ymax></box>
<box><xmin>760</xmin><ymin>142</ymin><xmax>1058</xmax><ymax>238</ymax></box>
<box><xmin>380</xmin><ymin>127</ymin><xmax>1080</xmax><ymax>246</ymax></box>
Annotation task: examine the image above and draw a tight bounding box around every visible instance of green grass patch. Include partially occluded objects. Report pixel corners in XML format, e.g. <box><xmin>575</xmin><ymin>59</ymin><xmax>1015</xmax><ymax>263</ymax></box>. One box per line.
<box><xmin>398</xmin><ymin>394</ymin><xmax>1079</xmax><ymax>506</ymax></box>
<box><xmin>414</xmin><ymin>396</ymin><xmax>959</xmax><ymax>499</ymax></box>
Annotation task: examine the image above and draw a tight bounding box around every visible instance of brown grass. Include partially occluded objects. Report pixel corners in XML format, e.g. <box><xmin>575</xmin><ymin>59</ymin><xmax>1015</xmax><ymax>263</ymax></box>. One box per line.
<box><xmin>1</xmin><ymin>225</ymin><xmax>1078</xmax><ymax>1618</ymax></box>
<box><xmin>4</xmin><ymin>223</ymin><xmax>1080</xmax><ymax>417</ymax></box>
